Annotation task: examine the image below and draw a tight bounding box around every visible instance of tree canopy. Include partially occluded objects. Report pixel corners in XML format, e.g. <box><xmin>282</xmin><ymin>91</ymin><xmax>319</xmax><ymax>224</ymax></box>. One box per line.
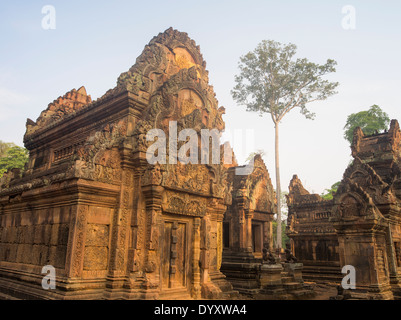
<box><xmin>231</xmin><ymin>40</ymin><xmax>339</xmax><ymax>125</ymax></box>
<box><xmin>321</xmin><ymin>181</ymin><xmax>341</xmax><ymax>200</ymax></box>
<box><xmin>0</xmin><ymin>141</ymin><xmax>16</xmax><ymax>158</ymax></box>
<box><xmin>343</xmin><ymin>105</ymin><xmax>390</xmax><ymax>144</ymax></box>
<box><xmin>0</xmin><ymin>143</ymin><xmax>29</xmax><ymax>178</ymax></box>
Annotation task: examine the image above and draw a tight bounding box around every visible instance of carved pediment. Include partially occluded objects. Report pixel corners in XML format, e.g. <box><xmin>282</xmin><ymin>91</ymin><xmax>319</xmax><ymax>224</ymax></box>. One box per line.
<box><xmin>345</xmin><ymin>158</ymin><xmax>385</xmax><ymax>186</ymax></box>
<box><xmin>230</xmin><ymin>154</ymin><xmax>276</xmax><ymax>213</ymax></box>
<box><xmin>349</xmin><ymin>170</ymin><xmax>371</xmax><ymax>186</ymax></box>
<box><xmin>338</xmin><ymin>195</ymin><xmax>363</xmax><ymax>218</ymax></box>
<box><xmin>343</xmin><ymin>157</ymin><xmax>397</xmax><ymax>205</ymax></box>
<box><xmin>332</xmin><ymin>178</ymin><xmax>385</xmax><ymax>222</ymax></box>
<box><xmin>68</xmin><ymin>120</ymin><xmax>127</xmax><ymax>183</ymax></box>
<box><xmin>287</xmin><ymin>174</ymin><xmax>316</xmax><ymax>205</ymax></box>
<box><xmin>25</xmin><ymin>86</ymin><xmax>91</xmax><ymax>137</ymax></box>
<box><xmin>117</xmin><ymin>28</ymin><xmax>207</xmax><ymax>98</ymax></box>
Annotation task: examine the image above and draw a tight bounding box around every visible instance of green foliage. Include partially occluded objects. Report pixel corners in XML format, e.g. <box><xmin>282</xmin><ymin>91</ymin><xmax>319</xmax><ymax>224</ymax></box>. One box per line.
<box><xmin>321</xmin><ymin>181</ymin><xmax>341</xmax><ymax>200</ymax></box>
<box><xmin>0</xmin><ymin>140</ymin><xmax>16</xmax><ymax>158</ymax></box>
<box><xmin>231</xmin><ymin>40</ymin><xmax>339</xmax><ymax>124</ymax></box>
<box><xmin>0</xmin><ymin>144</ymin><xmax>29</xmax><ymax>178</ymax></box>
<box><xmin>343</xmin><ymin>105</ymin><xmax>390</xmax><ymax>144</ymax></box>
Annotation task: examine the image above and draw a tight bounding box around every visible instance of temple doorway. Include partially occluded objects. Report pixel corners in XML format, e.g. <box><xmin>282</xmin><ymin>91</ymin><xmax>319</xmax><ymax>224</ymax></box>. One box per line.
<box><xmin>252</xmin><ymin>222</ymin><xmax>263</xmax><ymax>255</ymax></box>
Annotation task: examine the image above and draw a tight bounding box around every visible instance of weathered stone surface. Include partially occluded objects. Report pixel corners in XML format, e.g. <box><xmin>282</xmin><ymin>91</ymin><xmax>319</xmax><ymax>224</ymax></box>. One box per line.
<box><xmin>83</xmin><ymin>246</ymin><xmax>108</xmax><ymax>271</ymax></box>
<box><xmin>259</xmin><ymin>264</ymin><xmax>283</xmax><ymax>287</ymax></box>
<box><xmin>288</xmin><ymin>119</ymin><xmax>401</xmax><ymax>299</ymax></box>
<box><xmin>0</xmin><ymin>28</ymin><xmax>239</xmax><ymax>300</ymax></box>
<box><xmin>286</xmin><ymin>175</ymin><xmax>340</xmax><ymax>282</ymax></box>
<box><xmin>219</xmin><ymin>154</ymin><xmax>306</xmax><ymax>296</ymax></box>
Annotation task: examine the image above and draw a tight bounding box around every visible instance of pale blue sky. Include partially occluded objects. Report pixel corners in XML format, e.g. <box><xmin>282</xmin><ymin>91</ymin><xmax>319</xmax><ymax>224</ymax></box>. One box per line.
<box><xmin>1</xmin><ymin>1</ymin><xmax>400</xmax><ymax>194</ymax></box>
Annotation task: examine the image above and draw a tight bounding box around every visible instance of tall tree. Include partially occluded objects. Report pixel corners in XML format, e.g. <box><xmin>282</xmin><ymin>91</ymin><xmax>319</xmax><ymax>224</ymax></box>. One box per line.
<box><xmin>231</xmin><ymin>40</ymin><xmax>338</xmax><ymax>249</ymax></box>
<box><xmin>321</xmin><ymin>181</ymin><xmax>341</xmax><ymax>200</ymax></box>
<box><xmin>343</xmin><ymin>104</ymin><xmax>390</xmax><ymax>144</ymax></box>
<box><xmin>272</xmin><ymin>219</ymin><xmax>289</xmax><ymax>249</ymax></box>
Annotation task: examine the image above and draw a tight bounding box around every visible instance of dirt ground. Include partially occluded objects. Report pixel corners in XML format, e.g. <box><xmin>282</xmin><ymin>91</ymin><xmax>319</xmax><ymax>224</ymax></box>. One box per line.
<box><xmin>235</xmin><ymin>282</ymin><xmax>339</xmax><ymax>300</ymax></box>
<box><xmin>308</xmin><ymin>282</ymin><xmax>339</xmax><ymax>300</ymax></box>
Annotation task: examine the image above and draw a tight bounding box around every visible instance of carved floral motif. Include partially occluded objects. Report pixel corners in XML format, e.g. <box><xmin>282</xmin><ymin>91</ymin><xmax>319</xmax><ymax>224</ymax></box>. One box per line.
<box><xmin>162</xmin><ymin>191</ymin><xmax>207</xmax><ymax>217</ymax></box>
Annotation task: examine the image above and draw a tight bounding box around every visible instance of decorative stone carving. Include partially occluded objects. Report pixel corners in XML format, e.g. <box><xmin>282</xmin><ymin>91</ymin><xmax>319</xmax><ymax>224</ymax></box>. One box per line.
<box><xmin>163</xmin><ymin>163</ymin><xmax>210</xmax><ymax>194</ymax></box>
<box><xmin>284</xmin><ymin>248</ymin><xmax>298</xmax><ymax>263</ymax></box>
<box><xmin>142</xmin><ymin>164</ymin><xmax>163</xmax><ymax>186</ymax></box>
<box><xmin>162</xmin><ymin>191</ymin><xmax>207</xmax><ymax>217</ymax></box>
<box><xmin>262</xmin><ymin>247</ymin><xmax>277</xmax><ymax>265</ymax></box>
<box><xmin>25</xmin><ymin>86</ymin><xmax>92</xmax><ymax>137</ymax></box>
<box><xmin>289</xmin><ymin>120</ymin><xmax>401</xmax><ymax>299</ymax></box>
<box><xmin>0</xmin><ymin>28</ymin><xmax>241</xmax><ymax>301</ymax></box>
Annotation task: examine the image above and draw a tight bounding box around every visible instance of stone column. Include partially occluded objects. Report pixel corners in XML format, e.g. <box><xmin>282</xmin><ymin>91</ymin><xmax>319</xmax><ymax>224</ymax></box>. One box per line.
<box><xmin>141</xmin><ymin>181</ymin><xmax>163</xmax><ymax>297</ymax></box>
<box><xmin>192</xmin><ymin>217</ymin><xmax>201</xmax><ymax>299</ymax></box>
<box><xmin>200</xmin><ymin>215</ymin><xmax>211</xmax><ymax>284</ymax></box>
<box><xmin>386</xmin><ymin>223</ymin><xmax>401</xmax><ymax>286</ymax></box>
<box><xmin>127</xmin><ymin>151</ymin><xmax>147</xmax><ymax>277</ymax></box>
<box><xmin>236</xmin><ymin>193</ymin><xmax>250</xmax><ymax>253</ymax></box>
<box><xmin>106</xmin><ymin>144</ymin><xmax>135</xmax><ymax>294</ymax></box>
<box><xmin>245</xmin><ymin>209</ymin><xmax>254</xmax><ymax>253</ymax></box>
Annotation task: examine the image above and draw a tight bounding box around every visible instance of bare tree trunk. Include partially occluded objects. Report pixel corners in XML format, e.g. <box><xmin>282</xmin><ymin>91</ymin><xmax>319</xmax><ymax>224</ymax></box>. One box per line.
<box><xmin>275</xmin><ymin>122</ymin><xmax>282</xmax><ymax>250</ymax></box>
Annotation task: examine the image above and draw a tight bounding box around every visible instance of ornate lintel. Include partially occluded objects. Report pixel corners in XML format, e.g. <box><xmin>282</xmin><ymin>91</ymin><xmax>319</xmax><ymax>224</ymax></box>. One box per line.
<box><xmin>162</xmin><ymin>190</ymin><xmax>207</xmax><ymax>217</ymax></box>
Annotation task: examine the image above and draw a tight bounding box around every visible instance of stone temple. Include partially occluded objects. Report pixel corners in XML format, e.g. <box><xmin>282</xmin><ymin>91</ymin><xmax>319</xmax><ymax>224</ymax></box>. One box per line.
<box><xmin>287</xmin><ymin>120</ymin><xmax>401</xmax><ymax>299</ymax></box>
<box><xmin>0</xmin><ymin>28</ymin><xmax>234</xmax><ymax>299</ymax></box>
<box><xmin>1</xmin><ymin>28</ymin><xmax>303</xmax><ymax>300</ymax></box>
<box><xmin>2</xmin><ymin>27</ymin><xmax>399</xmax><ymax>301</ymax></box>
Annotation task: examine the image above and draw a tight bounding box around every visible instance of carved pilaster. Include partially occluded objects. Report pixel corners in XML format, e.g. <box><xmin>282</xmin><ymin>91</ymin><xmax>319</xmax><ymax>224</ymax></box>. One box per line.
<box><xmin>245</xmin><ymin>209</ymin><xmax>254</xmax><ymax>253</ymax></box>
<box><xmin>235</xmin><ymin>192</ymin><xmax>251</xmax><ymax>253</ymax></box>
<box><xmin>200</xmin><ymin>216</ymin><xmax>211</xmax><ymax>284</ymax></box>
<box><xmin>65</xmin><ymin>204</ymin><xmax>88</xmax><ymax>278</ymax></box>
<box><xmin>108</xmin><ymin>143</ymin><xmax>135</xmax><ymax>281</ymax></box>
<box><xmin>142</xmin><ymin>184</ymin><xmax>163</xmax><ymax>267</ymax></box>
<box><xmin>192</xmin><ymin>217</ymin><xmax>201</xmax><ymax>298</ymax></box>
<box><xmin>386</xmin><ymin>223</ymin><xmax>401</xmax><ymax>285</ymax></box>
<box><xmin>128</xmin><ymin>152</ymin><xmax>148</xmax><ymax>274</ymax></box>
<box><xmin>141</xmin><ymin>178</ymin><xmax>163</xmax><ymax>295</ymax></box>
<box><xmin>109</xmin><ymin>170</ymin><xmax>134</xmax><ymax>277</ymax></box>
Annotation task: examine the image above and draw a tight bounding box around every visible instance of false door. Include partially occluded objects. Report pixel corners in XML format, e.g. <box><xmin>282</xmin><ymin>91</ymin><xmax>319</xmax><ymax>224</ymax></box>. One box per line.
<box><xmin>160</xmin><ymin>217</ymin><xmax>192</xmax><ymax>291</ymax></box>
